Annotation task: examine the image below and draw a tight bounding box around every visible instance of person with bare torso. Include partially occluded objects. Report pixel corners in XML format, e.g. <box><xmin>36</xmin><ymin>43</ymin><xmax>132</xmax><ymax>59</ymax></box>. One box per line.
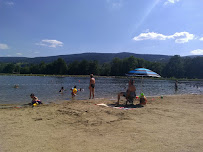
<box><xmin>89</xmin><ymin>74</ymin><xmax>95</xmax><ymax>99</ymax></box>
<box><xmin>116</xmin><ymin>79</ymin><xmax>136</xmax><ymax>106</ymax></box>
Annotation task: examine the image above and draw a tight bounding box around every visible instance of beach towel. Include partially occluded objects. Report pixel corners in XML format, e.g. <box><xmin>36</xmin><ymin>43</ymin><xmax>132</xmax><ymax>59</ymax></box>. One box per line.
<box><xmin>96</xmin><ymin>103</ymin><xmax>143</xmax><ymax>110</ymax></box>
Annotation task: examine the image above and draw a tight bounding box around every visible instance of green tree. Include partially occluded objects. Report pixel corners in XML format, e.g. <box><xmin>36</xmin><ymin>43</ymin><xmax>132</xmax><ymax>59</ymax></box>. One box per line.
<box><xmin>52</xmin><ymin>58</ymin><xmax>68</xmax><ymax>74</ymax></box>
<box><xmin>30</xmin><ymin>64</ymin><xmax>40</xmax><ymax>74</ymax></box>
<box><xmin>137</xmin><ymin>58</ymin><xmax>146</xmax><ymax>68</ymax></box>
<box><xmin>3</xmin><ymin>63</ymin><xmax>15</xmax><ymax>73</ymax></box>
<box><xmin>78</xmin><ymin>60</ymin><xmax>89</xmax><ymax>75</ymax></box>
<box><xmin>67</xmin><ymin>61</ymin><xmax>80</xmax><ymax>75</ymax></box>
<box><xmin>99</xmin><ymin>63</ymin><xmax>111</xmax><ymax>76</ymax></box>
<box><xmin>187</xmin><ymin>57</ymin><xmax>203</xmax><ymax>79</ymax></box>
<box><xmin>163</xmin><ymin>55</ymin><xmax>184</xmax><ymax>78</ymax></box>
<box><xmin>20</xmin><ymin>66</ymin><xmax>30</xmax><ymax>74</ymax></box>
<box><xmin>0</xmin><ymin>63</ymin><xmax>6</xmax><ymax>73</ymax></box>
<box><xmin>121</xmin><ymin>56</ymin><xmax>139</xmax><ymax>75</ymax></box>
<box><xmin>14</xmin><ymin>64</ymin><xmax>21</xmax><ymax>73</ymax></box>
<box><xmin>88</xmin><ymin>60</ymin><xmax>99</xmax><ymax>75</ymax></box>
<box><xmin>110</xmin><ymin>58</ymin><xmax>122</xmax><ymax>76</ymax></box>
<box><xmin>39</xmin><ymin>62</ymin><xmax>47</xmax><ymax>74</ymax></box>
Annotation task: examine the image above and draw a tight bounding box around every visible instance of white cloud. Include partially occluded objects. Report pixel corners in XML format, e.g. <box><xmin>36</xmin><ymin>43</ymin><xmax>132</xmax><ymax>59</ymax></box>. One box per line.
<box><xmin>107</xmin><ymin>0</ymin><xmax>123</xmax><ymax>9</ymax></box>
<box><xmin>36</xmin><ymin>39</ymin><xmax>63</xmax><ymax>48</ymax></box>
<box><xmin>164</xmin><ymin>0</ymin><xmax>180</xmax><ymax>5</ymax></box>
<box><xmin>133</xmin><ymin>32</ymin><xmax>167</xmax><ymax>41</ymax></box>
<box><xmin>190</xmin><ymin>49</ymin><xmax>203</xmax><ymax>55</ymax></box>
<box><xmin>171</xmin><ymin>32</ymin><xmax>194</xmax><ymax>43</ymax></box>
<box><xmin>5</xmin><ymin>1</ymin><xmax>14</xmax><ymax>6</ymax></box>
<box><xmin>0</xmin><ymin>43</ymin><xmax>9</xmax><ymax>49</ymax></box>
<box><xmin>133</xmin><ymin>31</ymin><xmax>194</xmax><ymax>43</ymax></box>
<box><xmin>16</xmin><ymin>53</ymin><xmax>22</xmax><ymax>56</ymax></box>
<box><xmin>199</xmin><ymin>37</ymin><xmax>203</xmax><ymax>41</ymax></box>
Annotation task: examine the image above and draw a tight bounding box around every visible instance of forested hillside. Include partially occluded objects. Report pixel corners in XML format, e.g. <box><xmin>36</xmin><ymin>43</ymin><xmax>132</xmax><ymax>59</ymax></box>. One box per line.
<box><xmin>0</xmin><ymin>55</ymin><xmax>202</xmax><ymax>79</ymax></box>
<box><xmin>0</xmin><ymin>52</ymin><xmax>171</xmax><ymax>64</ymax></box>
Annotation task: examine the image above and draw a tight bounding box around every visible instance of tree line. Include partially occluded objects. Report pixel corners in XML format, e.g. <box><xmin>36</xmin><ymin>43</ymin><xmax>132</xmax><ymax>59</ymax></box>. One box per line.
<box><xmin>0</xmin><ymin>55</ymin><xmax>202</xmax><ymax>79</ymax></box>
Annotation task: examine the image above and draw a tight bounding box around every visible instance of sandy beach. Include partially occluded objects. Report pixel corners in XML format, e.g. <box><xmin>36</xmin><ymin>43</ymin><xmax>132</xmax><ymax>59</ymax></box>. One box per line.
<box><xmin>0</xmin><ymin>94</ymin><xmax>202</xmax><ymax>152</ymax></box>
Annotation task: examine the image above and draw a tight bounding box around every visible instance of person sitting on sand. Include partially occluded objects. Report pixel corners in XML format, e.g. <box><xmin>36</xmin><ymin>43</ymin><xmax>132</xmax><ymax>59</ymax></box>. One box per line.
<box><xmin>139</xmin><ymin>93</ymin><xmax>147</xmax><ymax>105</ymax></box>
<box><xmin>116</xmin><ymin>79</ymin><xmax>136</xmax><ymax>106</ymax></box>
<box><xmin>30</xmin><ymin>93</ymin><xmax>42</xmax><ymax>105</ymax></box>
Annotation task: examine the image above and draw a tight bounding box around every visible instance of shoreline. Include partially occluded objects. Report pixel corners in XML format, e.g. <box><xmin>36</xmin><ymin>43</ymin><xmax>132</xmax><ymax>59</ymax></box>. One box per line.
<box><xmin>0</xmin><ymin>73</ymin><xmax>203</xmax><ymax>81</ymax></box>
<box><xmin>0</xmin><ymin>93</ymin><xmax>202</xmax><ymax>109</ymax></box>
<box><xmin>0</xmin><ymin>94</ymin><xmax>203</xmax><ymax>152</ymax></box>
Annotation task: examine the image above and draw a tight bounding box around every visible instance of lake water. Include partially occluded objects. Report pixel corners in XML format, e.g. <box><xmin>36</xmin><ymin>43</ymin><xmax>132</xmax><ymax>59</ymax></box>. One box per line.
<box><xmin>0</xmin><ymin>75</ymin><xmax>202</xmax><ymax>104</ymax></box>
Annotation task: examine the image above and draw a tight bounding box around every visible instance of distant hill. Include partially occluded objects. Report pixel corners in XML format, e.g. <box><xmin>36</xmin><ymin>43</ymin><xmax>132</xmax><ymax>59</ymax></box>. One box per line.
<box><xmin>0</xmin><ymin>57</ymin><xmax>27</xmax><ymax>63</ymax></box>
<box><xmin>0</xmin><ymin>52</ymin><xmax>173</xmax><ymax>64</ymax></box>
<box><xmin>1</xmin><ymin>52</ymin><xmax>201</xmax><ymax>64</ymax></box>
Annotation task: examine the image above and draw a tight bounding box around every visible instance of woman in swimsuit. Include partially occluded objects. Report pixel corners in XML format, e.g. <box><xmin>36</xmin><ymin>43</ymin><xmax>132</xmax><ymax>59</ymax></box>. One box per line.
<box><xmin>89</xmin><ymin>74</ymin><xmax>95</xmax><ymax>99</ymax></box>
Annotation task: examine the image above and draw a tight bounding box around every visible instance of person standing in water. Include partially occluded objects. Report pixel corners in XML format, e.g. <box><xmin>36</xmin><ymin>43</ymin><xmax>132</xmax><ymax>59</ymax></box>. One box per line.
<box><xmin>89</xmin><ymin>74</ymin><xmax>95</xmax><ymax>99</ymax></box>
<box><xmin>175</xmin><ymin>80</ymin><xmax>178</xmax><ymax>91</ymax></box>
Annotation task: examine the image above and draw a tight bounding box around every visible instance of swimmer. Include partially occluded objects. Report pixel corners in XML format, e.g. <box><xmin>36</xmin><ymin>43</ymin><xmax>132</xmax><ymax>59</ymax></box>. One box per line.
<box><xmin>14</xmin><ymin>84</ymin><xmax>19</xmax><ymax>88</ymax></box>
<box><xmin>59</xmin><ymin>87</ymin><xmax>64</xmax><ymax>93</ymax></box>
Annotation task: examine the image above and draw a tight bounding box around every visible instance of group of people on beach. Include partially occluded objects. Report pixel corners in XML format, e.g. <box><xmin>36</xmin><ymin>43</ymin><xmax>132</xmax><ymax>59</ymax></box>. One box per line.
<box><xmin>116</xmin><ymin>79</ymin><xmax>147</xmax><ymax>106</ymax></box>
<box><xmin>30</xmin><ymin>74</ymin><xmax>96</xmax><ymax>105</ymax></box>
<box><xmin>58</xmin><ymin>73</ymin><xmax>95</xmax><ymax>98</ymax></box>
<box><xmin>30</xmin><ymin>73</ymin><xmax>147</xmax><ymax>107</ymax></box>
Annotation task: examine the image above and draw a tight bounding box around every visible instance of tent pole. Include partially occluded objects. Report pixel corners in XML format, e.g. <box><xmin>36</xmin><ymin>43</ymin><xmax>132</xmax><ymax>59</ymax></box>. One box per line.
<box><xmin>141</xmin><ymin>76</ymin><xmax>143</xmax><ymax>94</ymax></box>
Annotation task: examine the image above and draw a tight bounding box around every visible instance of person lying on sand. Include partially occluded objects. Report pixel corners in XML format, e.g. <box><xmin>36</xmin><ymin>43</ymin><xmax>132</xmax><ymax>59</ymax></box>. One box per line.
<box><xmin>30</xmin><ymin>93</ymin><xmax>42</xmax><ymax>105</ymax></box>
<box><xmin>116</xmin><ymin>79</ymin><xmax>136</xmax><ymax>106</ymax></box>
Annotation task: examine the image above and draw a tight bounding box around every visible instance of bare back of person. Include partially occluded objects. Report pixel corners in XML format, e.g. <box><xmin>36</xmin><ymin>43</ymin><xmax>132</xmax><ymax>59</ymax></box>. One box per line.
<box><xmin>127</xmin><ymin>84</ymin><xmax>136</xmax><ymax>93</ymax></box>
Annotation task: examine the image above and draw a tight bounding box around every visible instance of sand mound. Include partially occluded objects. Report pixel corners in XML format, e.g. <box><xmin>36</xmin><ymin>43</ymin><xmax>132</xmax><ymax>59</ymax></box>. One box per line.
<box><xmin>0</xmin><ymin>94</ymin><xmax>203</xmax><ymax>152</ymax></box>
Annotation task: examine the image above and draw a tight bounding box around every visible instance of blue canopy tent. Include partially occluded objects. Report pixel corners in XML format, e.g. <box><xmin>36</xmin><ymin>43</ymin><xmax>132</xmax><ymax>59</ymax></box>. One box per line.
<box><xmin>126</xmin><ymin>68</ymin><xmax>161</xmax><ymax>94</ymax></box>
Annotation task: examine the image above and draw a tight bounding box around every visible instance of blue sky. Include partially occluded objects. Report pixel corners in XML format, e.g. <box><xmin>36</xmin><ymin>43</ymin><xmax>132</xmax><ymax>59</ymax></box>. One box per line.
<box><xmin>0</xmin><ymin>0</ymin><xmax>203</xmax><ymax>57</ymax></box>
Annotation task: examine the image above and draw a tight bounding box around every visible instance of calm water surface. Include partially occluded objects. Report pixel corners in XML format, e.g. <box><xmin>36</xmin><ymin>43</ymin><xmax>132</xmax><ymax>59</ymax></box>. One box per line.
<box><xmin>0</xmin><ymin>76</ymin><xmax>202</xmax><ymax>104</ymax></box>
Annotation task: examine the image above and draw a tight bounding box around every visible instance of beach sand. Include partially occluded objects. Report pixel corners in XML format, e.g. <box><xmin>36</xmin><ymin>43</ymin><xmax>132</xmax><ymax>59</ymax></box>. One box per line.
<box><xmin>0</xmin><ymin>94</ymin><xmax>202</xmax><ymax>152</ymax></box>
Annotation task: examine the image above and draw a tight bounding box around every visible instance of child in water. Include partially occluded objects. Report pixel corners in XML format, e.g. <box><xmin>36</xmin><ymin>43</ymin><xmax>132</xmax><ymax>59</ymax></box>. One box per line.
<box><xmin>70</xmin><ymin>86</ymin><xmax>83</xmax><ymax>98</ymax></box>
<box><xmin>71</xmin><ymin>86</ymin><xmax>78</xmax><ymax>98</ymax></box>
<box><xmin>59</xmin><ymin>87</ymin><xmax>64</xmax><ymax>93</ymax></box>
<box><xmin>30</xmin><ymin>93</ymin><xmax>42</xmax><ymax>105</ymax></box>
